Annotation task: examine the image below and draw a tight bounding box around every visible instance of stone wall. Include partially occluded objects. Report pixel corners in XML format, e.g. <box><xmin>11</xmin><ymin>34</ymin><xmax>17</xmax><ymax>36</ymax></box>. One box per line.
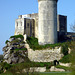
<box><xmin>22</xmin><ymin>13</ymin><xmax>38</xmax><ymax>38</ymax></box>
<box><xmin>15</xmin><ymin>17</ymin><xmax>35</xmax><ymax>37</ymax></box>
<box><xmin>15</xmin><ymin>13</ymin><xmax>67</xmax><ymax>40</ymax></box>
<box><xmin>15</xmin><ymin>18</ymin><xmax>25</xmax><ymax>35</ymax></box>
<box><xmin>28</xmin><ymin>47</ymin><xmax>63</xmax><ymax>62</ymax></box>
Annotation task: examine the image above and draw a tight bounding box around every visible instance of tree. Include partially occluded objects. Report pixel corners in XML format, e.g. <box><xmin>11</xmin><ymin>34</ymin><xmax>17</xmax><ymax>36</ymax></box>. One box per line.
<box><xmin>70</xmin><ymin>22</ymin><xmax>75</xmax><ymax>32</ymax></box>
<box><xmin>69</xmin><ymin>41</ymin><xmax>75</xmax><ymax>75</ymax></box>
<box><xmin>69</xmin><ymin>22</ymin><xmax>75</xmax><ymax>74</ymax></box>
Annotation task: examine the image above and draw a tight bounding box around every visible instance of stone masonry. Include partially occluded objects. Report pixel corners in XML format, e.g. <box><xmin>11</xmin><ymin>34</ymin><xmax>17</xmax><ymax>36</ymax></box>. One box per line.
<box><xmin>38</xmin><ymin>0</ymin><xmax>58</xmax><ymax>45</ymax></box>
<box><xmin>27</xmin><ymin>47</ymin><xmax>63</xmax><ymax>62</ymax></box>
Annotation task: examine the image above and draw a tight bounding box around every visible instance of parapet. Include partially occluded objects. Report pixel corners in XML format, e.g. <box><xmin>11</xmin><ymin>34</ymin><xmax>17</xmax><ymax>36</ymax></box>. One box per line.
<box><xmin>38</xmin><ymin>0</ymin><xmax>58</xmax><ymax>2</ymax></box>
<box><xmin>18</xmin><ymin>15</ymin><xmax>22</xmax><ymax>19</ymax></box>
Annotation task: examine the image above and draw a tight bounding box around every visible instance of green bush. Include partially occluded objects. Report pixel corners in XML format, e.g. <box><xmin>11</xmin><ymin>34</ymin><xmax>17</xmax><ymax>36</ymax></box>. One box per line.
<box><xmin>9</xmin><ymin>62</ymin><xmax>52</xmax><ymax>73</ymax></box>
<box><xmin>30</xmin><ymin>62</ymin><xmax>53</xmax><ymax>69</ymax></box>
<box><xmin>10</xmin><ymin>34</ymin><xmax>24</xmax><ymax>40</ymax></box>
<box><xmin>10</xmin><ymin>39</ymin><xmax>25</xmax><ymax>45</ymax></box>
<box><xmin>0</xmin><ymin>55</ymin><xmax>3</xmax><ymax>61</ymax></box>
<box><xmin>56</xmin><ymin>65</ymin><xmax>70</xmax><ymax>71</ymax></box>
<box><xmin>0</xmin><ymin>62</ymin><xmax>12</xmax><ymax>74</ymax></box>
<box><xmin>69</xmin><ymin>41</ymin><xmax>75</xmax><ymax>75</ymax></box>
<box><xmin>10</xmin><ymin>39</ymin><xmax>20</xmax><ymax>44</ymax></box>
<box><xmin>9</xmin><ymin>62</ymin><xmax>33</xmax><ymax>75</ymax></box>
<box><xmin>5</xmin><ymin>40</ymin><xmax>9</xmax><ymax>44</ymax></box>
<box><xmin>0</xmin><ymin>70</ymin><xmax>4</xmax><ymax>74</ymax></box>
<box><xmin>14</xmin><ymin>48</ymin><xmax>27</xmax><ymax>51</ymax></box>
<box><xmin>0</xmin><ymin>62</ymin><xmax>12</xmax><ymax>70</ymax></box>
<box><xmin>27</xmin><ymin>37</ymin><xmax>64</xmax><ymax>50</ymax></box>
<box><xmin>61</xmin><ymin>44</ymin><xmax>69</xmax><ymax>55</ymax></box>
<box><xmin>0</xmin><ymin>71</ymin><xmax>13</xmax><ymax>75</ymax></box>
<box><xmin>59</xmin><ymin>54</ymin><xmax>71</xmax><ymax>63</ymax></box>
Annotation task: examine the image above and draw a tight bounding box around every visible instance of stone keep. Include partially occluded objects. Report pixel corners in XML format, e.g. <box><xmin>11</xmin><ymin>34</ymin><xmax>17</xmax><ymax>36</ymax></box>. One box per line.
<box><xmin>38</xmin><ymin>0</ymin><xmax>58</xmax><ymax>45</ymax></box>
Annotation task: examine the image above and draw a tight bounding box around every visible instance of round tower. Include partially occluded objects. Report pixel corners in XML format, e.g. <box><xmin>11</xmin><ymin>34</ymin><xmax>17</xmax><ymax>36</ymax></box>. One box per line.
<box><xmin>38</xmin><ymin>0</ymin><xmax>58</xmax><ymax>45</ymax></box>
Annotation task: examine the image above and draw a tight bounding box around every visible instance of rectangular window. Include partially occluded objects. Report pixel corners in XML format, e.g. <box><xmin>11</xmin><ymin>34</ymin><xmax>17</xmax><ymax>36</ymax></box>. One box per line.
<box><xmin>27</xmin><ymin>23</ymin><xmax>29</xmax><ymax>27</ymax></box>
<box><xmin>17</xmin><ymin>22</ymin><xmax>18</xmax><ymax>26</ymax></box>
<box><xmin>21</xmin><ymin>22</ymin><xmax>22</xmax><ymax>26</ymax></box>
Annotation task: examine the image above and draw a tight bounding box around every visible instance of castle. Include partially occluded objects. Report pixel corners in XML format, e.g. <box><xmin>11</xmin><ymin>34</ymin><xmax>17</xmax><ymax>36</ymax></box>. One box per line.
<box><xmin>15</xmin><ymin>0</ymin><xmax>75</xmax><ymax>44</ymax></box>
<box><xmin>3</xmin><ymin>0</ymin><xmax>75</xmax><ymax>65</ymax></box>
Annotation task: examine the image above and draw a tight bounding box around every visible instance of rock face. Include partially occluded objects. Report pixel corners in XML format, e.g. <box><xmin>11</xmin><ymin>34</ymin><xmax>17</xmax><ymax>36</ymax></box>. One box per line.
<box><xmin>3</xmin><ymin>36</ymin><xmax>28</xmax><ymax>64</ymax></box>
<box><xmin>30</xmin><ymin>67</ymin><xmax>46</xmax><ymax>72</ymax></box>
<box><xmin>59</xmin><ymin>62</ymin><xmax>71</xmax><ymax>67</ymax></box>
<box><xmin>22</xmin><ymin>67</ymin><xmax>46</xmax><ymax>72</ymax></box>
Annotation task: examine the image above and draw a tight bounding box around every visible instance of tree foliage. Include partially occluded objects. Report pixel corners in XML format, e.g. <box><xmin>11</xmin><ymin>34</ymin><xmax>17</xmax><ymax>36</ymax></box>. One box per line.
<box><xmin>69</xmin><ymin>41</ymin><xmax>75</xmax><ymax>75</ymax></box>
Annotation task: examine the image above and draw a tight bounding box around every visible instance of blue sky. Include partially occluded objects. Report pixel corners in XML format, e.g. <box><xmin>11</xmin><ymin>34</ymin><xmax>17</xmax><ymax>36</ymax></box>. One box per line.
<box><xmin>0</xmin><ymin>0</ymin><xmax>75</xmax><ymax>54</ymax></box>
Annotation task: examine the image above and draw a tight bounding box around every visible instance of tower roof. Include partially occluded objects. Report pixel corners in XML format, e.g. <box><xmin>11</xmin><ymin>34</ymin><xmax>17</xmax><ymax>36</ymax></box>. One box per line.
<box><xmin>38</xmin><ymin>0</ymin><xmax>58</xmax><ymax>2</ymax></box>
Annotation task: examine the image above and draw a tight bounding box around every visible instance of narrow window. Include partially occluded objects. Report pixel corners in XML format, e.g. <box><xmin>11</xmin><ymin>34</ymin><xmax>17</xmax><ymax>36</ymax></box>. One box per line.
<box><xmin>21</xmin><ymin>22</ymin><xmax>22</xmax><ymax>26</ymax></box>
<box><xmin>27</xmin><ymin>23</ymin><xmax>29</xmax><ymax>27</ymax></box>
<box><xmin>17</xmin><ymin>22</ymin><xmax>18</xmax><ymax>26</ymax></box>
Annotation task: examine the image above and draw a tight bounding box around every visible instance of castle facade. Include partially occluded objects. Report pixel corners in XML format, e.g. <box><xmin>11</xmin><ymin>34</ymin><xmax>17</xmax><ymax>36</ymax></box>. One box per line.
<box><xmin>15</xmin><ymin>0</ymin><xmax>75</xmax><ymax>44</ymax></box>
<box><xmin>15</xmin><ymin>13</ymin><xmax>67</xmax><ymax>42</ymax></box>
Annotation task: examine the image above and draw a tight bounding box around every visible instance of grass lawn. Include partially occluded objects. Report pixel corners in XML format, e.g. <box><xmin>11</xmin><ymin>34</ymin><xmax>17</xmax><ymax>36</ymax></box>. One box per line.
<box><xmin>0</xmin><ymin>72</ymin><xmax>70</xmax><ymax>75</ymax></box>
<box><xmin>40</xmin><ymin>72</ymin><xmax>70</xmax><ymax>75</ymax></box>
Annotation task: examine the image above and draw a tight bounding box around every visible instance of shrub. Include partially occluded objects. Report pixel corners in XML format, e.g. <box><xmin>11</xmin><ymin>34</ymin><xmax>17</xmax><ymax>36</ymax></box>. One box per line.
<box><xmin>10</xmin><ymin>35</ymin><xmax>24</xmax><ymax>40</ymax></box>
<box><xmin>0</xmin><ymin>55</ymin><xmax>3</xmax><ymax>61</ymax></box>
<box><xmin>56</xmin><ymin>65</ymin><xmax>70</xmax><ymax>71</ymax></box>
<box><xmin>27</xmin><ymin>37</ymin><xmax>38</xmax><ymax>45</ymax></box>
<box><xmin>27</xmin><ymin>37</ymin><xmax>63</xmax><ymax>50</ymax></box>
<box><xmin>10</xmin><ymin>39</ymin><xmax>25</xmax><ymax>45</ymax></box>
<box><xmin>31</xmin><ymin>62</ymin><xmax>53</xmax><ymax>69</ymax></box>
<box><xmin>69</xmin><ymin>41</ymin><xmax>75</xmax><ymax>75</ymax></box>
<box><xmin>0</xmin><ymin>71</ymin><xmax>13</xmax><ymax>75</ymax></box>
<box><xmin>10</xmin><ymin>39</ymin><xmax>20</xmax><ymax>44</ymax></box>
<box><xmin>61</xmin><ymin>44</ymin><xmax>69</xmax><ymax>55</ymax></box>
<box><xmin>0</xmin><ymin>70</ymin><xmax>4</xmax><ymax>74</ymax></box>
<box><xmin>59</xmin><ymin>54</ymin><xmax>71</xmax><ymax>63</ymax></box>
<box><xmin>9</xmin><ymin>62</ymin><xmax>32</xmax><ymax>75</ymax></box>
<box><xmin>0</xmin><ymin>62</ymin><xmax>12</xmax><ymax>70</ymax></box>
<box><xmin>14</xmin><ymin>48</ymin><xmax>27</xmax><ymax>51</ymax></box>
<box><xmin>5</xmin><ymin>40</ymin><xmax>9</xmax><ymax>44</ymax></box>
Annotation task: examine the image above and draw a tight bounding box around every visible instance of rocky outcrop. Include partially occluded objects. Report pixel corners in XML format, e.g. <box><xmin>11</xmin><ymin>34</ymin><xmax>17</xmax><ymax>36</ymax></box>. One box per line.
<box><xmin>50</xmin><ymin>66</ymin><xmax>65</xmax><ymax>72</ymax></box>
<box><xmin>0</xmin><ymin>55</ymin><xmax>3</xmax><ymax>63</ymax></box>
<box><xmin>3</xmin><ymin>36</ymin><xmax>28</xmax><ymax>64</ymax></box>
<box><xmin>59</xmin><ymin>62</ymin><xmax>71</xmax><ymax>67</ymax></box>
<box><xmin>22</xmin><ymin>67</ymin><xmax>46</xmax><ymax>72</ymax></box>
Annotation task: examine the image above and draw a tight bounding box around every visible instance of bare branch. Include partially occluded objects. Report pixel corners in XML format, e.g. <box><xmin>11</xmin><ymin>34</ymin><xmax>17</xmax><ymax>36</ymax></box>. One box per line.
<box><xmin>70</xmin><ymin>21</ymin><xmax>75</xmax><ymax>31</ymax></box>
